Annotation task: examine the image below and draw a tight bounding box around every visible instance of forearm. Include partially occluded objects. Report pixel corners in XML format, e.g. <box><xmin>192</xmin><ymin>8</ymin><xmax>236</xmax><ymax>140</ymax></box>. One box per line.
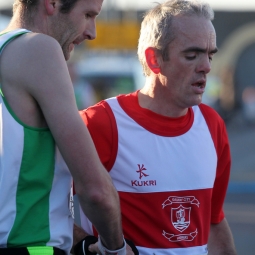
<box><xmin>75</xmin><ymin>167</ymin><xmax>124</xmax><ymax>251</ymax></box>
<box><xmin>208</xmin><ymin>218</ymin><xmax>237</xmax><ymax>255</ymax></box>
<box><xmin>55</xmin><ymin>120</ymin><xmax>124</xmax><ymax>250</ymax></box>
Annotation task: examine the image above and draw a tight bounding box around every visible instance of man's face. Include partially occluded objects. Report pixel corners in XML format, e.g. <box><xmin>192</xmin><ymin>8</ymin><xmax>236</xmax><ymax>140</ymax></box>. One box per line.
<box><xmin>52</xmin><ymin>0</ymin><xmax>103</xmax><ymax>60</ymax></box>
<box><xmin>159</xmin><ymin>15</ymin><xmax>217</xmax><ymax>111</ymax></box>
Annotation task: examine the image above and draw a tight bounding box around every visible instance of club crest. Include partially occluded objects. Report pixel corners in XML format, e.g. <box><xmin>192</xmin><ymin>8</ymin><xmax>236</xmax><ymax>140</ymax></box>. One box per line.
<box><xmin>162</xmin><ymin>196</ymin><xmax>199</xmax><ymax>242</ymax></box>
<box><xmin>171</xmin><ymin>205</ymin><xmax>191</xmax><ymax>232</ymax></box>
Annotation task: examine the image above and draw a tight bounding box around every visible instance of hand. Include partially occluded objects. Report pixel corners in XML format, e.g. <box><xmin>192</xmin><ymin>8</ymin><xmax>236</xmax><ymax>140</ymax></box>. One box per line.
<box><xmin>124</xmin><ymin>239</ymin><xmax>139</xmax><ymax>255</ymax></box>
<box><xmin>87</xmin><ymin>242</ymin><xmax>99</xmax><ymax>254</ymax></box>
<box><xmin>73</xmin><ymin>235</ymin><xmax>98</xmax><ymax>255</ymax></box>
<box><xmin>124</xmin><ymin>242</ymin><xmax>134</xmax><ymax>255</ymax></box>
<box><xmin>89</xmin><ymin>241</ymin><xmax>135</xmax><ymax>255</ymax></box>
<box><xmin>73</xmin><ymin>235</ymin><xmax>139</xmax><ymax>255</ymax></box>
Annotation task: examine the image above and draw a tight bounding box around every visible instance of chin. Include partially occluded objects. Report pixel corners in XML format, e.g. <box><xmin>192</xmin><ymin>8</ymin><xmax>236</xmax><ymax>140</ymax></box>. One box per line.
<box><xmin>196</xmin><ymin>95</ymin><xmax>203</xmax><ymax>104</ymax></box>
<box><xmin>63</xmin><ymin>51</ymin><xmax>71</xmax><ymax>61</ymax></box>
<box><xmin>189</xmin><ymin>98</ymin><xmax>202</xmax><ymax>107</ymax></box>
<box><xmin>62</xmin><ymin>46</ymin><xmax>72</xmax><ymax>61</ymax></box>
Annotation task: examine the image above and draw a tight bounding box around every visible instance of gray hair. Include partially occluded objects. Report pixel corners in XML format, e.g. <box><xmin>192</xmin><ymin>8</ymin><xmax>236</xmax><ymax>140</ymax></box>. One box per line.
<box><xmin>137</xmin><ymin>0</ymin><xmax>214</xmax><ymax>76</ymax></box>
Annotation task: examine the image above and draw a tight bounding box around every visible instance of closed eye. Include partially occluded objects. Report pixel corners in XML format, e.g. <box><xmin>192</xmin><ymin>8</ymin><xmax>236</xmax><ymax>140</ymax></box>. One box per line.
<box><xmin>84</xmin><ymin>10</ymin><xmax>99</xmax><ymax>20</ymax></box>
<box><xmin>183</xmin><ymin>47</ymin><xmax>218</xmax><ymax>61</ymax></box>
<box><xmin>209</xmin><ymin>53</ymin><xmax>216</xmax><ymax>62</ymax></box>
<box><xmin>186</xmin><ymin>56</ymin><xmax>196</xmax><ymax>60</ymax></box>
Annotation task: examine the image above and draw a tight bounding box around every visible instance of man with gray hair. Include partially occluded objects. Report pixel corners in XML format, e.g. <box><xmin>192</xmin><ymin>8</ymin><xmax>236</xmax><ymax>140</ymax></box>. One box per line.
<box><xmin>77</xmin><ymin>0</ymin><xmax>237</xmax><ymax>254</ymax></box>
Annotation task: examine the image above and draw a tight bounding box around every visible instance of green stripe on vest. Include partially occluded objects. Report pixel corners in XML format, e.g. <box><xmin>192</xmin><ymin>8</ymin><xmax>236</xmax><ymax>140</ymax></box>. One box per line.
<box><xmin>8</xmin><ymin>128</ymin><xmax>55</xmax><ymax>246</ymax></box>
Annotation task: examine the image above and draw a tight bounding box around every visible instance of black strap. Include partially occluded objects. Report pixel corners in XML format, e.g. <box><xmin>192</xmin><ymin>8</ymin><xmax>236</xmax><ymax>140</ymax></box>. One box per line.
<box><xmin>0</xmin><ymin>247</ymin><xmax>29</xmax><ymax>255</ymax></box>
<box><xmin>0</xmin><ymin>247</ymin><xmax>65</xmax><ymax>255</ymax></box>
<box><xmin>53</xmin><ymin>247</ymin><xmax>65</xmax><ymax>255</ymax></box>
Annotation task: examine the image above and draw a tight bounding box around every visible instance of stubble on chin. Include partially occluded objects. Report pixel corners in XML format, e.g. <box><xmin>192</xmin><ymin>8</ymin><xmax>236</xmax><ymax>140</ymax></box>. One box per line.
<box><xmin>62</xmin><ymin>46</ymin><xmax>70</xmax><ymax>61</ymax></box>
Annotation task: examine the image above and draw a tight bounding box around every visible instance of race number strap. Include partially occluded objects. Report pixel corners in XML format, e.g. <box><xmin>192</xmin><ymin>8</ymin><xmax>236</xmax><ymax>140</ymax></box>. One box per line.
<box><xmin>98</xmin><ymin>236</ymin><xmax>126</xmax><ymax>255</ymax></box>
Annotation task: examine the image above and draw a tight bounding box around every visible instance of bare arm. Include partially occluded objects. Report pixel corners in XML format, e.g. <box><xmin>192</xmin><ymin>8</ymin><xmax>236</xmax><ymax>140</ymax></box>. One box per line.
<box><xmin>1</xmin><ymin>33</ymin><xmax>124</xmax><ymax>250</ymax></box>
<box><xmin>208</xmin><ymin>218</ymin><xmax>237</xmax><ymax>255</ymax></box>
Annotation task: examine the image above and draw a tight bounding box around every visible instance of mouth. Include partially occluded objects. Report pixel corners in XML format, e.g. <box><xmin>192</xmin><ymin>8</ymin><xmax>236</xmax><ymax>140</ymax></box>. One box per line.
<box><xmin>191</xmin><ymin>80</ymin><xmax>206</xmax><ymax>93</ymax></box>
<box><xmin>73</xmin><ymin>38</ymin><xmax>82</xmax><ymax>46</ymax></box>
<box><xmin>69</xmin><ymin>40</ymin><xmax>81</xmax><ymax>52</ymax></box>
<box><xmin>192</xmin><ymin>82</ymin><xmax>205</xmax><ymax>88</ymax></box>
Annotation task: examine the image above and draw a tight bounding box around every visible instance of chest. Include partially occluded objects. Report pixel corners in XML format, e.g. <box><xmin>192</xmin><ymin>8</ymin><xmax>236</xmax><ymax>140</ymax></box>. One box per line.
<box><xmin>109</xmin><ymin>103</ymin><xmax>217</xmax><ymax>193</ymax></box>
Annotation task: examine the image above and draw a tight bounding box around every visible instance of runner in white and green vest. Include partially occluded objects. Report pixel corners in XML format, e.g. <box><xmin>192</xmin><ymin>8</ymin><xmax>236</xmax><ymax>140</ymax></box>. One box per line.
<box><xmin>0</xmin><ymin>0</ymin><xmax>129</xmax><ymax>254</ymax></box>
<box><xmin>0</xmin><ymin>30</ymin><xmax>73</xmax><ymax>255</ymax></box>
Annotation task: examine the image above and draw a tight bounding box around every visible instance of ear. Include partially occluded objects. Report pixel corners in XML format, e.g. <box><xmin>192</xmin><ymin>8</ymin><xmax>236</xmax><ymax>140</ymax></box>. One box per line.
<box><xmin>145</xmin><ymin>47</ymin><xmax>161</xmax><ymax>74</ymax></box>
<box><xmin>44</xmin><ymin>0</ymin><xmax>58</xmax><ymax>15</ymax></box>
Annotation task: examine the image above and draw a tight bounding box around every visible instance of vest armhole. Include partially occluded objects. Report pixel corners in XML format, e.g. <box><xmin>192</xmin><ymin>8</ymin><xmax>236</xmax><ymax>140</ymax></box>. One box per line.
<box><xmin>101</xmin><ymin>101</ymin><xmax>118</xmax><ymax>171</ymax></box>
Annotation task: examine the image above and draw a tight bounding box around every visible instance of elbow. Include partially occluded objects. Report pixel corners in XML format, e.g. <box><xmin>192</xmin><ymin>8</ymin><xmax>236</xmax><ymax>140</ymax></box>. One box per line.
<box><xmin>75</xmin><ymin>181</ymin><xmax>119</xmax><ymax>210</ymax></box>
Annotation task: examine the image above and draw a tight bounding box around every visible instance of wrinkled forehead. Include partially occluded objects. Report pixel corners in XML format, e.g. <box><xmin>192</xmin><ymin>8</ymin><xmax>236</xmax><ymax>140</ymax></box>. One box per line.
<box><xmin>172</xmin><ymin>15</ymin><xmax>216</xmax><ymax>48</ymax></box>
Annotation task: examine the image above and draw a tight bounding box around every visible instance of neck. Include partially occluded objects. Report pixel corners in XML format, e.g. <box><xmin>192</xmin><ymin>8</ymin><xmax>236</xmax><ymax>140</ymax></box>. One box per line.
<box><xmin>139</xmin><ymin>78</ymin><xmax>188</xmax><ymax>118</ymax></box>
<box><xmin>3</xmin><ymin>5</ymin><xmax>46</xmax><ymax>34</ymax></box>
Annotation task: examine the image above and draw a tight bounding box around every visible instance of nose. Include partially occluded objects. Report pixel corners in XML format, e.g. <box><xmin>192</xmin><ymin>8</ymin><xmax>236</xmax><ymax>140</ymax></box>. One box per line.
<box><xmin>196</xmin><ymin>56</ymin><xmax>211</xmax><ymax>74</ymax></box>
<box><xmin>83</xmin><ymin>19</ymin><xmax>96</xmax><ymax>40</ymax></box>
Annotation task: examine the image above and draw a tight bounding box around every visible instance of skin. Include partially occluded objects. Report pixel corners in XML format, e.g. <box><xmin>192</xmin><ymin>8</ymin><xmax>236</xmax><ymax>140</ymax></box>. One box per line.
<box><xmin>208</xmin><ymin>218</ymin><xmax>237</xmax><ymax>255</ymax></box>
<box><xmin>0</xmin><ymin>0</ymin><xmax>128</xmax><ymax>252</ymax></box>
<box><xmin>48</xmin><ymin>0</ymin><xmax>101</xmax><ymax>60</ymax></box>
<box><xmin>139</xmin><ymin>15</ymin><xmax>218</xmax><ymax>117</ymax></box>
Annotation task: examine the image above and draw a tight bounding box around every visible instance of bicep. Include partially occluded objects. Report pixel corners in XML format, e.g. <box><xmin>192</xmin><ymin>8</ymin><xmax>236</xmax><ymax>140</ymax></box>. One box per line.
<box><xmin>21</xmin><ymin>36</ymin><xmax>101</xmax><ymax>180</ymax></box>
<box><xmin>23</xmin><ymin>36</ymin><xmax>81</xmax><ymax>139</ymax></box>
<box><xmin>25</xmin><ymin>37</ymin><xmax>77</xmax><ymax>119</ymax></box>
<box><xmin>208</xmin><ymin>218</ymin><xmax>237</xmax><ymax>254</ymax></box>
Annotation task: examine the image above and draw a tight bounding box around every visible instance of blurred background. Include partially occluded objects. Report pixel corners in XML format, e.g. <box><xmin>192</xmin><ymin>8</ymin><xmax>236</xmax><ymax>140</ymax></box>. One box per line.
<box><xmin>1</xmin><ymin>0</ymin><xmax>254</xmax><ymax>253</ymax></box>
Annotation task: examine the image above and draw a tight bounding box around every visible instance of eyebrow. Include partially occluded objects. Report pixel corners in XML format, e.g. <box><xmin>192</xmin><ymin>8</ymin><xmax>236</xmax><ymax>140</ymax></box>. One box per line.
<box><xmin>182</xmin><ymin>47</ymin><xmax>218</xmax><ymax>54</ymax></box>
